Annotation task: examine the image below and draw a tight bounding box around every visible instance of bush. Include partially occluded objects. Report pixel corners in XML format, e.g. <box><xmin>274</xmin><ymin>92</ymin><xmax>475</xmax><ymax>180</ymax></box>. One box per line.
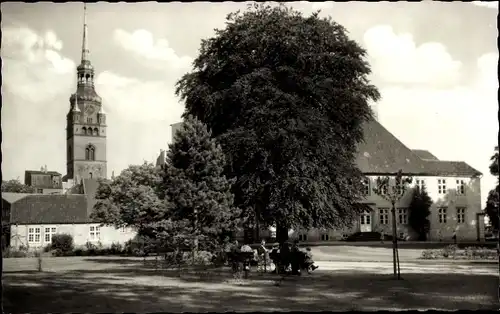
<box><xmin>2</xmin><ymin>247</ymin><xmax>28</xmax><ymax>258</ymax></box>
<box><xmin>440</xmin><ymin>244</ymin><xmax>458</xmax><ymax>258</ymax></box>
<box><xmin>51</xmin><ymin>234</ymin><xmax>74</xmax><ymax>253</ymax></box>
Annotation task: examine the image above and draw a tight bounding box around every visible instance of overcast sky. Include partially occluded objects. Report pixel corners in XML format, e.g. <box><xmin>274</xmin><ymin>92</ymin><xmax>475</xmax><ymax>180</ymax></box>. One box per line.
<box><xmin>1</xmin><ymin>1</ymin><xmax>498</xmax><ymax>206</ymax></box>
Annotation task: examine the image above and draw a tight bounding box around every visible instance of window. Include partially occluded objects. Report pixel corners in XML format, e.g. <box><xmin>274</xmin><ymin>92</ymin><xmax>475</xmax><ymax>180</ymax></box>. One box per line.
<box><xmin>415</xmin><ymin>179</ymin><xmax>426</xmax><ymax>192</ymax></box>
<box><xmin>82</xmin><ymin>127</ymin><xmax>87</xmax><ymax>135</ymax></box>
<box><xmin>87</xmin><ymin>117</ymin><xmax>93</xmax><ymax>124</ymax></box>
<box><xmin>456</xmin><ymin>207</ymin><xmax>466</xmax><ymax>224</ymax></box>
<box><xmin>398</xmin><ymin>208</ymin><xmax>408</xmax><ymax>224</ymax></box>
<box><xmin>94</xmin><ymin>128</ymin><xmax>99</xmax><ymax>136</ymax></box>
<box><xmin>456</xmin><ymin>180</ymin><xmax>465</xmax><ymax>195</ymax></box>
<box><xmin>438</xmin><ymin>207</ymin><xmax>447</xmax><ymax>223</ymax></box>
<box><xmin>379</xmin><ymin>208</ymin><xmax>389</xmax><ymax>225</ymax></box>
<box><xmin>85</xmin><ymin>145</ymin><xmax>95</xmax><ymax>161</ymax></box>
<box><xmin>298</xmin><ymin>234</ymin><xmax>308</xmax><ymax>241</ymax></box>
<box><xmin>44</xmin><ymin>227</ymin><xmax>57</xmax><ymax>243</ymax></box>
<box><xmin>90</xmin><ymin>226</ymin><xmax>100</xmax><ymax>240</ymax></box>
<box><xmin>321</xmin><ymin>234</ymin><xmax>329</xmax><ymax>241</ymax></box>
<box><xmin>362</xmin><ymin>178</ymin><xmax>371</xmax><ymax>196</ymax></box>
<box><xmin>37</xmin><ymin>188</ymin><xmax>43</xmax><ymax>194</ymax></box>
<box><xmin>438</xmin><ymin>179</ymin><xmax>447</xmax><ymax>194</ymax></box>
<box><xmin>28</xmin><ymin>227</ymin><xmax>41</xmax><ymax>243</ymax></box>
<box><xmin>378</xmin><ymin>184</ymin><xmax>388</xmax><ymax>195</ymax></box>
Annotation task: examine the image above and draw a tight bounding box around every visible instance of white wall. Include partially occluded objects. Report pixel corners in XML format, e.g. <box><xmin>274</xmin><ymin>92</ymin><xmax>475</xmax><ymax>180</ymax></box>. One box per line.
<box><xmin>10</xmin><ymin>223</ymin><xmax>137</xmax><ymax>250</ymax></box>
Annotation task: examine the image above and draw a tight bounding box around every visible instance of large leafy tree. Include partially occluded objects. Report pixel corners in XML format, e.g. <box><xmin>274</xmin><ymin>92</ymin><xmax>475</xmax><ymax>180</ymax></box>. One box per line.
<box><xmin>485</xmin><ymin>146</ymin><xmax>499</xmax><ymax>231</ymax></box>
<box><xmin>2</xmin><ymin>179</ymin><xmax>35</xmax><ymax>193</ymax></box>
<box><xmin>163</xmin><ymin>115</ymin><xmax>241</xmax><ymax>252</ymax></box>
<box><xmin>408</xmin><ymin>187</ymin><xmax>432</xmax><ymax>241</ymax></box>
<box><xmin>176</xmin><ymin>4</ymin><xmax>380</xmax><ymax>242</ymax></box>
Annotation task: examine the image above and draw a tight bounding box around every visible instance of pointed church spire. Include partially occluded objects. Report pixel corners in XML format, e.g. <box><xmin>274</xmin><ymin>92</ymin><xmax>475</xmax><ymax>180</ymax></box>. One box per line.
<box><xmin>81</xmin><ymin>3</ymin><xmax>89</xmax><ymax>62</ymax></box>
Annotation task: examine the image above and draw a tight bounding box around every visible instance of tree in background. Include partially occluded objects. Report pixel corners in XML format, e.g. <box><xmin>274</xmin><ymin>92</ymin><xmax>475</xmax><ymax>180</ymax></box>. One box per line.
<box><xmin>408</xmin><ymin>187</ymin><xmax>432</xmax><ymax>241</ymax></box>
<box><xmin>2</xmin><ymin>179</ymin><xmax>35</xmax><ymax>193</ymax></box>
<box><xmin>163</xmin><ymin>115</ymin><xmax>241</xmax><ymax>256</ymax></box>
<box><xmin>485</xmin><ymin>146</ymin><xmax>499</xmax><ymax>231</ymax></box>
<box><xmin>176</xmin><ymin>3</ymin><xmax>380</xmax><ymax>244</ymax></box>
<box><xmin>91</xmin><ymin>164</ymin><xmax>166</xmax><ymax>235</ymax></box>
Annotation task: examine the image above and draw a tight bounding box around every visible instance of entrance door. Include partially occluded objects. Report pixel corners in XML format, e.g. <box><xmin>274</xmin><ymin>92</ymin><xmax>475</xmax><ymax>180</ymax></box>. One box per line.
<box><xmin>360</xmin><ymin>212</ymin><xmax>372</xmax><ymax>232</ymax></box>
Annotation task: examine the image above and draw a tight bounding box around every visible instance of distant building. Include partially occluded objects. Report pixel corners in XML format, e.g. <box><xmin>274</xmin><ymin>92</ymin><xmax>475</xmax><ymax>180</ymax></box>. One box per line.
<box><xmin>161</xmin><ymin>119</ymin><xmax>484</xmax><ymax>242</ymax></box>
<box><xmin>24</xmin><ymin>167</ymin><xmax>63</xmax><ymax>194</ymax></box>
<box><xmin>3</xmin><ymin>5</ymin><xmax>134</xmax><ymax>250</ymax></box>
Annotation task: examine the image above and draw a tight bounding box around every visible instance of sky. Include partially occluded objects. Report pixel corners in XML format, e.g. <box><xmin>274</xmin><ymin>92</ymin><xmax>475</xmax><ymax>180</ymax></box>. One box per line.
<box><xmin>1</xmin><ymin>1</ymin><xmax>498</xmax><ymax>206</ymax></box>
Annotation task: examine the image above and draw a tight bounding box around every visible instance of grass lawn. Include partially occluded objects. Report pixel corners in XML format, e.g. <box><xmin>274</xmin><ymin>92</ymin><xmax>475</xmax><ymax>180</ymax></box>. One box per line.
<box><xmin>3</xmin><ymin>246</ymin><xmax>498</xmax><ymax>312</ymax></box>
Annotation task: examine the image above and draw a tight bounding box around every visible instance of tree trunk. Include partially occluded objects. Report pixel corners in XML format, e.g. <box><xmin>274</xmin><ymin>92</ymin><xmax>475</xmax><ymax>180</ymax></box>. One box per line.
<box><xmin>276</xmin><ymin>223</ymin><xmax>288</xmax><ymax>245</ymax></box>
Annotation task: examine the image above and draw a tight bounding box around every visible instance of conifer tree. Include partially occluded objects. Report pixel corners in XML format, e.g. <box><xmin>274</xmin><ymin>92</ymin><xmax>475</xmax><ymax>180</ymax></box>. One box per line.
<box><xmin>162</xmin><ymin>115</ymin><xmax>241</xmax><ymax>254</ymax></box>
<box><xmin>408</xmin><ymin>187</ymin><xmax>432</xmax><ymax>241</ymax></box>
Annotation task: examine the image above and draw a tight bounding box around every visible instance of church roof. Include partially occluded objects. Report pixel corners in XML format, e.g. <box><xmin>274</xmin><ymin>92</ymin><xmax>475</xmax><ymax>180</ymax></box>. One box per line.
<box><xmin>25</xmin><ymin>170</ymin><xmax>62</xmax><ymax>176</ymax></box>
<box><xmin>9</xmin><ymin>194</ymin><xmax>90</xmax><ymax>224</ymax></box>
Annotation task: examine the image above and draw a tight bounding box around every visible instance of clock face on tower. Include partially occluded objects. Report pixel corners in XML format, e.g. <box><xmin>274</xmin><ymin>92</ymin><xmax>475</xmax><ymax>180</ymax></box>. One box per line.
<box><xmin>85</xmin><ymin>105</ymin><xmax>96</xmax><ymax>115</ymax></box>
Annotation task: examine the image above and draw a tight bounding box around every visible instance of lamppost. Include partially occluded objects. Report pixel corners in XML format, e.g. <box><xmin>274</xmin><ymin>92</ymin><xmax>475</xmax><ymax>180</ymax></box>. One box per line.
<box><xmin>373</xmin><ymin>170</ymin><xmax>412</xmax><ymax>280</ymax></box>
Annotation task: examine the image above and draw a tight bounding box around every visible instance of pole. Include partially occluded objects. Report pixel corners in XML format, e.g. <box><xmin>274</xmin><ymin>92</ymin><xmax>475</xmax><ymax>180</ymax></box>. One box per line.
<box><xmin>391</xmin><ymin>201</ymin><xmax>397</xmax><ymax>279</ymax></box>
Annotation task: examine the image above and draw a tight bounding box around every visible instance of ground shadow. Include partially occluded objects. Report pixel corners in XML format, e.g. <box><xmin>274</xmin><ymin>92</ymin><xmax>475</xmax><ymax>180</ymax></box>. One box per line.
<box><xmin>4</xmin><ymin>262</ymin><xmax>498</xmax><ymax>312</ymax></box>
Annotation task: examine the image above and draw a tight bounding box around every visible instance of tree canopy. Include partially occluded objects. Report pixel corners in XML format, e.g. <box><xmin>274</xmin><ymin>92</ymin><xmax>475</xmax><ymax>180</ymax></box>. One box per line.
<box><xmin>176</xmin><ymin>4</ymin><xmax>380</xmax><ymax>241</ymax></box>
<box><xmin>91</xmin><ymin>163</ymin><xmax>166</xmax><ymax>236</ymax></box>
<box><xmin>2</xmin><ymin>179</ymin><xmax>35</xmax><ymax>193</ymax></box>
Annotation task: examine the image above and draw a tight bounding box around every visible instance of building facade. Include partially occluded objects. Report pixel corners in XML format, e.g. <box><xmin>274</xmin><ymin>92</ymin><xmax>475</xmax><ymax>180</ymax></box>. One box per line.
<box><xmin>24</xmin><ymin>168</ymin><xmax>63</xmax><ymax>194</ymax></box>
<box><xmin>162</xmin><ymin>119</ymin><xmax>483</xmax><ymax>242</ymax></box>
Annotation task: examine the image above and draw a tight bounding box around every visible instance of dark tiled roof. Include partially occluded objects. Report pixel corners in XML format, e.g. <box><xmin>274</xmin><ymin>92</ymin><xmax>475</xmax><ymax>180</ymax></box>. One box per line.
<box><xmin>356</xmin><ymin>120</ymin><xmax>428</xmax><ymax>175</ymax></box>
<box><xmin>356</xmin><ymin>120</ymin><xmax>481</xmax><ymax>177</ymax></box>
<box><xmin>10</xmin><ymin>194</ymin><xmax>89</xmax><ymax>224</ymax></box>
<box><xmin>25</xmin><ymin>170</ymin><xmax>62</xmax><ymax>176</ymax></box>
<box><xmin>2</xmin><ymin>192</ymin><xmax>32</xmax><ymax>204</ymax></box>
<box><xmin>412</xmin><ymin>149</ymin><xmax>439</xmax><ymax>161</ymax></box>
<box><xmin>419</xmin><ymin>160</ymin><xmax>482</xmax><ymax>177</ymax></box>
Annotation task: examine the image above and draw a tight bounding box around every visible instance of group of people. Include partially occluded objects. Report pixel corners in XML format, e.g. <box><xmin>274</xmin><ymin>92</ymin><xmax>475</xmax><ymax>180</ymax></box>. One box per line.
<box><xmin>225</xmin><ymin>238</ymin><xmax>318</xmax><ymax>275</ymax></box>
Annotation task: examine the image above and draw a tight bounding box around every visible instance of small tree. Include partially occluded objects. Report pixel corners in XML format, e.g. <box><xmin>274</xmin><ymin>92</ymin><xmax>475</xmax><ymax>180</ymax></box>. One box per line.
<box><xmin>2</xmin><ymin>179</ymin><xmax>35</xmax><ymax>193</ymax></box>
<box><xmin>408</xmin><ymin>187</ymin><xmax>432</xmax><ymax>241</ymax></box>
<box><xmin>372</xmin><ymin>170</ymin><xmax>412</xmax><ymax>280</ymax></box>
<box><xmin>162</xmin><ymin>115</ymin><xmax>241</xmax><ymax>258</ymax></box>
<box><xmin>485</xmin><ymin>146</ymin><xmax>499</xmax><ymax>232</ymax></box>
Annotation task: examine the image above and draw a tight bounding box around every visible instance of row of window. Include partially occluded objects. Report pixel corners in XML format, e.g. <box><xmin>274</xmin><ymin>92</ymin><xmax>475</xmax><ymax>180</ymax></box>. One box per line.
<box><xmin>370</xmin><ymin>207</ymin><xmax>466</xmax><ymax>225</ymax></box>
<box><xmin>82</xmin><ymin>127</ymin><xmax>100</xmax><ymax>136</ymax></box>
<box><xmin>27</xmin><ymin>226</ymin><xmax>102</xmax><ymax>244</ymax></box>
<box><xmin>362</xmin><ymin>178</ymin><xmax>467</xmax><ymax>196</ymax></box>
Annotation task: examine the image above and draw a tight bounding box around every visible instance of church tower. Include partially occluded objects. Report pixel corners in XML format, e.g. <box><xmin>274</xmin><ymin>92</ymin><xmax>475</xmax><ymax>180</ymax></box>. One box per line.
<box><xmin>65</xmin><ymin>4</ymin><xmax>107</xmax><ymax>184</ymax></box>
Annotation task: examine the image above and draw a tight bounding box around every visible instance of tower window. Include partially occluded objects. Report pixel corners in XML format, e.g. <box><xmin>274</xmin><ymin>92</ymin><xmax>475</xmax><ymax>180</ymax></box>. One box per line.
<box><xmin>85</xmin><ymin>145</ymin><xmax>96</xmax><ymax>161</ymax></box>
<box><xmin>82</xmin><ymin>127</ymin><xmax>87</xmax><ymax>135</ymax></box>
<box><xmin>94</xmin><ymin>128</ymin><xmax>99</xmax><ymax>136</ymax></box>
<box><xmin>87</xmin><ymin>117</ymin><xmax>93</xmax><ymax>124</ymax></box>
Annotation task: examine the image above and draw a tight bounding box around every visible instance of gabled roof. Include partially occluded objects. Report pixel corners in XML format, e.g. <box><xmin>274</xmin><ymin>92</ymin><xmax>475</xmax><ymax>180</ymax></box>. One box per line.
<box><xmin>419</xmin><ymin>160</ymin><xmax>482</xmax><ymax>177</ymax></box>
<box><xmin>25</xmin><ymin>170</ymin><xmax>62</xmax><ymax>176</ymax></box>
<box><xmin>2</xmin><ymin>192</ymin><xmax>33</xmax><ymax>204</ymax></box>
<box><xmin>412</xmin><ymin>149</ymin><xmax>439</xmax><ymax>161</ymax></box>
<box><xmin>10</xmin><ymin>194</ymin><xmax>89</xmax><ymax>224</ymax></box>
<box><xmin>356</xmin><ymin>120</ymin><xmax>428</xmax><ymax>175</ymax></box>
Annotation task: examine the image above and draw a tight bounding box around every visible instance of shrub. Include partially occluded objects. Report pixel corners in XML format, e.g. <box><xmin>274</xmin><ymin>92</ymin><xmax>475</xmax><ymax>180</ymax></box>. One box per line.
<box><xmin>51</xmin><ymin>234</ymin><xmax>74</xmax><ymax>253</ymax></box>
<box><xmin>421</xmin><ymin>249</ymin><xmax>438</xmax><ymax>259</ymax></box>
<box><xmin>110</xmin><ymin>242</ymin><xmax>123</xmax><ymax>255</ymax></box>
<box><xmin>2</xmin><ymin>248</ymin><xmax>28</xmax><ymax>258</ymax></box>
<box><xmin>441</xmin><ymin>244</ymin><xmax>458</xmax><ymax>258</ymax></box>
